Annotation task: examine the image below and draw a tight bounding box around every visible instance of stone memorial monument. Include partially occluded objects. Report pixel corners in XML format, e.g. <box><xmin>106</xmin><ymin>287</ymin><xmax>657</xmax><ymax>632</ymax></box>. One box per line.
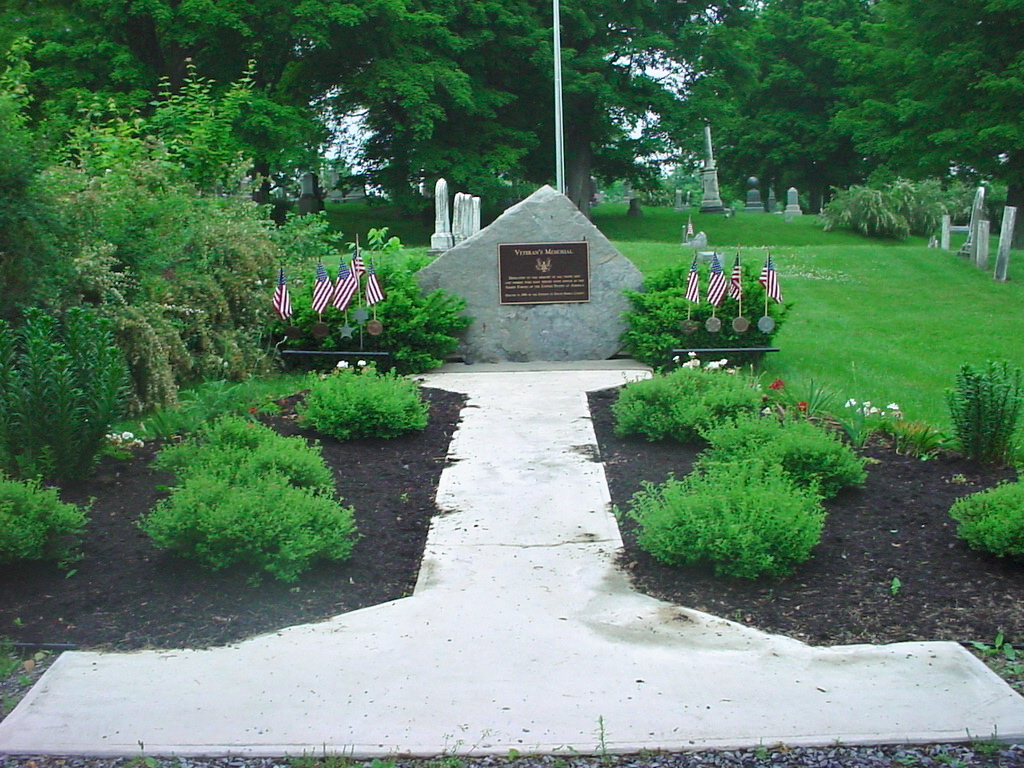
<box><xmin>744</xmin><ymin>176</ymin><xmax>765</xmax><ymax>213</ymax></box>
<box><xmin>959</xmin><ymin>186</ymin><xmax>987</xmax><ymax>262</ymax></box>
<box><xmin>430</xmin><ymin>178</ymin><xmax>454</xmax><ymax>252</ymax></box>
<box><xmin>784</xmin><ymin>187</ymin><xmax>803</xmax><ymax>216</ymax></box>
<box><xmin>699</xmin><ymin>124</ymin><xmax>726</xmax><ymax>214</ymax></box>
<box><xmin>416</xmin><ymin>185</ymin><xmax>644</xmax><ymax>362</ymax></box>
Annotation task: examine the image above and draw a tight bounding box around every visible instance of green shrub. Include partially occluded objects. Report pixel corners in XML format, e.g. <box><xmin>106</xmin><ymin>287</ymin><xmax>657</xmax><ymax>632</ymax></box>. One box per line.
<box><xmin>612</xmin><ymin>367</ymin><xmax>762</xmax><ymax>443</ymax></box>
<box><xmin>0</xmin><ymin>308</ymin><xmax>129</xmax><ymax>481</ymax></box>
<box><xmin>0</xmin><ymin>477</ymin><xmax>87</xmax><ymax>565</ymax></box>
<box><xmin>297</xmin><ymin>365</ymin><xmax>429</xmax><ymax>440</ymax></box>
<box><xmin>947</xmin><ymin>360</ymin><xmax>1024</xmax><ymax>465</ymax></box>
<box><xmin>625</xmin><ymin>460</ymin><xmax>824</xmax><ymax>579</ymax></box>
<box><xmin>141</xmin><ymin>472</ymin><xmax>356</xmax><ymax>582</ymax></box>
<box><xmin>820</xmin><ymin>179</ymin><xmax>973</xmax><ymax>240</ymax></box>
<box><xmin>622</xmin><ymin>261</ymin><xmax>788</xmax><ymax>371</ymax></box>
<box><xmin>154</xmin><ymin>416</ymin><xmax>335</xmax><ymax>493</ymax></box>
<box><xmin>949</xmin><ymin>481</ymin><xmax>1024</xmax><ymax>561</ymax></box>
<box><xmin>142</xmin><ymin>416</ymin><xmax>355</xmax><ymax>581</ymax></box>
<box><xmin>698</xmin><ymin>416</ymin><xmax>866</xmax><ymax>499</ymax></box>
<box><xmin>273</xmin><ymin>241</ymin><xmax>470</xmax><ymax>375</ymax></box>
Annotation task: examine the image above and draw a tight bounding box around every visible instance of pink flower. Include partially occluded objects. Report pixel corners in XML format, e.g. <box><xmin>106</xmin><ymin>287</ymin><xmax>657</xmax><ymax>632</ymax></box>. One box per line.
<box><xmin>769</xmin><ymin>378</ymin><xmax>785</xmax><ymax>390</ymax></box>
<box><xmin>797</xmin><ymin>401</ymin><xmax>808</xmax><ymax>412</ymax></box>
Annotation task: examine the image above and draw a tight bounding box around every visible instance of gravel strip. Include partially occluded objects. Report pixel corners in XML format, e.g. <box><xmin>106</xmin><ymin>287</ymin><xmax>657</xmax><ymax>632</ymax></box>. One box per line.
<box><xmin>2</xmin><ymin>745</ymin><xmax>1024</xmax><ymax>768</ymax></box>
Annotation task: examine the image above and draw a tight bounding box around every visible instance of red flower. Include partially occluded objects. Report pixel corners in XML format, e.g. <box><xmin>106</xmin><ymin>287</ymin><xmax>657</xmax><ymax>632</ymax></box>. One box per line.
<box><xmin>768</xmin><ymin>378</ymin><xmax>785</xmax><ymax>390</ymax></box>
<box><xmin>797</xmin><ymin>401</ymin><xmax>808</xmax><ymax>412</ymax></box>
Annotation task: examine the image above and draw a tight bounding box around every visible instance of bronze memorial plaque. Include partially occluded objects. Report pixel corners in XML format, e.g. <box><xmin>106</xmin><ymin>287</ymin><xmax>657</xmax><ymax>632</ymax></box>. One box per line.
<box><xmin>498</xmin><ymin>241</ymin><xmax>590</xmax><ymax>305</ymax></box>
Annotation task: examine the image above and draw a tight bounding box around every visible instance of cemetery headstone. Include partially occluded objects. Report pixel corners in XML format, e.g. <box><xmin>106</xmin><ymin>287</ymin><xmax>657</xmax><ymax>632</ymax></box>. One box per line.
<box><xmin>684</xmin><ymin>231</ymin><xmax>708</xmax><ymax>249</ymax></box>
<box><xmin>995</xmin><ymin>206</ymin><xmax>1016</xmax><ymax>282</ymax></box>
<box><xmin>958</xmin><ymin>186</ymin><xmax>986</xmax><ymax>260</ymax></box>
<box><xmin>416</xmin><ymin>185</ymin><xmax>644</xmax><ymax>362</ymax></box>
<box><xmin>700</xmin><ymin>124</ymin><xmax>726</xmax><ymax>214</ymax></box>
<box><xmin>452</xmin><ymin>192</ymin><xmax>469</xmax><ymax>244</ymax></box>
<box><xmin>767</xmin><ymin>187</ymin><xmax>777</xmax><ymax>213</ymax></box>
<box><xmin>976</xmin><ymin>219</ymin><xmax>991</xmax><ymax>270</ymax></box>
<box><xmin>744</xmin><ymin>176</ymin><xmax>765</xmax><ymax>213</ymax></box>
<box><xmin>431</xmin><ymin>178</ymin><xmax>454</xmax><ymax>252</ymax></box>
<box><xmin>784</xmin><ymin>187</ymin><xmax>803</xmax><ymax>216</ymax></box>
<box><xmin>674</xmin><ymin>189</ymin><xmax>684</xmax><ymax>211</ymax></box>
<box><xmin>627</xmin><ymin>198</ymin><xmax>643</xmax><ymax>217</ymax></box>
<box><xmin>298</xmin><ymin>172</ymin><xmax>324</xmax><ymax>215</ymax></box>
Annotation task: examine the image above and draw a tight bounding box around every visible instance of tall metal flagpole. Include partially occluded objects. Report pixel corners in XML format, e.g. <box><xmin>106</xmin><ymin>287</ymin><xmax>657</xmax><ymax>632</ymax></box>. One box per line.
<box><xmin>553</xmin><ymin>0</ymin><xmax>565</xmax><ymax>194</ymax></box>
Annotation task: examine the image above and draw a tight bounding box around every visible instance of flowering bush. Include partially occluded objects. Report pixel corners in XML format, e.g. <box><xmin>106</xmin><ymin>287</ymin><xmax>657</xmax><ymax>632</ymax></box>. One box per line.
<box><xmin>834</xmin><ymin>398</ymin><xmax>903</xmax><ymax>448</ymax></box>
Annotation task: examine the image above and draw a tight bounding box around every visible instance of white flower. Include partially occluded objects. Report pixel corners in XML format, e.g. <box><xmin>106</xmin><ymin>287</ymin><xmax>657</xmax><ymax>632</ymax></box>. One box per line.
<box><xmin>706</xmin><ymin>361</ymin><xmax>723</xmax><ymax>370</ymax></box>
<box><xmin>845</xmin><ymin>398</ymin><xmax>858</xmax><ymax>408</ymax></box>
<box><xmin>336</xmin><ymin>360</ymin><xmax>350</xmax><ymax>369</ymax></box>
<box><xmin>357</xmin><ymin>359</ymin><xmax>367</xmax><ymax>368</ymax></box>
<box><xmin>682</xmin><ymin>359</ymin><xmax>701</xmax><ymax>369</ymax></box>
<box><xmin>887</xmin><ymin>403</ymin><xmax>901</xmax><ymax>411</ymax></box>
<box><xmin>672</xmin><ymin>356</ymin><xmax>680</xmax><ymax>364</ymax></box>
<box><xmin>121</xmin><ymin>431</ymin><xmax>134</xmax><ymax>441</ymax></box>
<box><xmin>688</xmin><ymin>351</ymin><xmax>698</xmax><ymax>358</ymax></box>
<box><xmin>761</xmin><ymin>407</ymin><xmax>773</xmax><ymax>416</ymax></box>
<box><xmin>863</xmin><ymin>401</ymin><xmax>872</xmax><ymax>409</ymax></box>
<box><xmin>868</xmin><ymin>406</ymin><xmax>881</xmax><ymax>415</ymax></box>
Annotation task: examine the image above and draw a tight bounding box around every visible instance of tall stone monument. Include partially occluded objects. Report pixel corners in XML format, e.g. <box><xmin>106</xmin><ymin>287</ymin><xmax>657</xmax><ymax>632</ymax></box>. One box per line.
<box><xmin>430</xmin><ymin>178</ymin><xmax>454</xmax><ymax>252</ymax></box>
<box><xmin>416</xmin><ymin>185</ymin><xmax>644</xmax><ymax>363</ymax></box>
<box><xmin>784</xmin><ymin>187</ymin><xmax>803</xmax><ymax>216</ymax></box>
<box><xmin>699</xmin><ymin>124</ymin><xmax>726</xmax><ymax>214</ymax></box>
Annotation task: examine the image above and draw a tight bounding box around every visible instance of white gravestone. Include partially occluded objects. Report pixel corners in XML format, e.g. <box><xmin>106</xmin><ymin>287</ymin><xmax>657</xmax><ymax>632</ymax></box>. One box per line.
<box><xmin>430</xmin><ymin>178</ymin><xmax>454</xmax><ymax>251</ymax></box>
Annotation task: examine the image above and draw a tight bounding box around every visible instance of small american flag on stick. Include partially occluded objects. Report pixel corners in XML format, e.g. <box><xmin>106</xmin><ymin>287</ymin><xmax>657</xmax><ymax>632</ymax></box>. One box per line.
<box><xmin>685</xmin><ymin>255</ymin><xmax>700</xmax><ymax>304</ymax></box>
<box><xmin>333</xmin><ymin>257</ymin><xmax>359</xmax><ymax>311</ymax></box>
<box><xmin>707</xmin><ymin>253</ymin><xmax>727</xmax><ymax>307</ymax></box>
<box><xmin>364</xmin><ymin>261</ymin><xmax>386</xmax><ymax>306</ymax></box>
<box><xmin>311</xmin><ymin>261</ymin><xmax>333</xmax><ymax>314</ymax></box>
<box><xmin>272</xmin><ymin>267</ymin><xmax>292</xmax><ymax>320</ymax></box>
<box><xmin>728</xmin><ymin>253</ymin><xmax>743</xmax><ymax>300</ymax></box>
<box><xmin>759</xmin><ymin>253</ymin><xmax>783</xmax><ymax>303</ymax></box>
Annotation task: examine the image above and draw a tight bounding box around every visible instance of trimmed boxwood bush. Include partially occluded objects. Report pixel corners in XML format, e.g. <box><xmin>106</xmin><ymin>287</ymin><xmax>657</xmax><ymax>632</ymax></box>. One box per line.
<box><xmin>949</xmin><ymin>481</ymin><xmax>1024</xmax><ymax>561</ymax></box>
<box><xmin>297</xmin><ymin>365</ymin><xmax>428</xmax><ymax>441</ymax></box>
<box><xmin>612</xmin><ymin>367</ymin><xmax>762</xmax><ymax>443</ymax></box>
<box><xmin>698</xmin><ymin>415</ymin><xmax>866</xmax><ymax>499</ymax></box>
<box><xmin>625</xmin><ymin>459</ymin><xmax>825</xmax><ymax>579</ymax></box>
<box><xmin>141</xmin><ymin>415</ymin><xmax>356</xmax><ymax>581</ymax></box>
<box><xmin>0</xmin><ymin>477</ymin><xmax>86</xmax><ymax>565</ymax></box>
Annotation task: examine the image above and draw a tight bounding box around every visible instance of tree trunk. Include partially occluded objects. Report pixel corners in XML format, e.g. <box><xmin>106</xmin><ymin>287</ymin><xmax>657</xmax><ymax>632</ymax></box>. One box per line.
<box><xmin>1007</xmin><ymin>182</ymin><xmax>1024</xmax><ymax>249</ymax></box>
<box><xmin>565</xmin><ymin>130</ymin><xmax>594</xmax><ymax>219</ymax></box>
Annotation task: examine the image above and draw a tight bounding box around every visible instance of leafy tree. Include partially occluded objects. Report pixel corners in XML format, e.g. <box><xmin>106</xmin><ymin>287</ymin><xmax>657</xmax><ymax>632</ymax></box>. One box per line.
<box><xmin>836</xmin><ymin>0</ymin><xmax>1024</xmax><ymax>244</ymax></box>
<box><xmin>674</xmin><ymin>0</ymin><xmax>873</xmax><ymax>212</ymax></box>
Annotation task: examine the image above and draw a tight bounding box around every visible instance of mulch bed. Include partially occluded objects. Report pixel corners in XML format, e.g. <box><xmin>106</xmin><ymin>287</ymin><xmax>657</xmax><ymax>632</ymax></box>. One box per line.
<box><xmin>587</xmin><ymin>386</ymin><xmax>1024</xmax><ymax>649</ymax></box>
<box><xmin>0</xmin><ymin>381</ymin><xmax>1022</xmax><ymax>658</ymax></box>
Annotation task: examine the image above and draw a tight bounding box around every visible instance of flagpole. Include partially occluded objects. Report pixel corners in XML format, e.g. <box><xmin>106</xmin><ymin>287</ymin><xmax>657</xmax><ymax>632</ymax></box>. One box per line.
<box><xmin>553</xmin><ymin>0</ymin><xmax>565</xmax><ymax>194</ymax></box>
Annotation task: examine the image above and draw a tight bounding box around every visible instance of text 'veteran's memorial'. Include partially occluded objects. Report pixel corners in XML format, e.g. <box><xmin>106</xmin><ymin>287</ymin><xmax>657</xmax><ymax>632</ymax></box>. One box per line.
<box><xmin>498</xmin><ymin>241</ymin><xmax>589</xmax><ymax>304</ymax></box>
<box><xmin>416</xmin><ymin>185</ymin><xmax>644</xmax><ymax>362</ymax></box>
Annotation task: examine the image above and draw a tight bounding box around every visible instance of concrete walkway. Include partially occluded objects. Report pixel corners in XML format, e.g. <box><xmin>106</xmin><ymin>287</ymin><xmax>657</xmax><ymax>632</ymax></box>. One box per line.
<box><xmin>0</xmin><ymin>362</ymin><xmax>1022</xmax><ymax>757</ymax></box>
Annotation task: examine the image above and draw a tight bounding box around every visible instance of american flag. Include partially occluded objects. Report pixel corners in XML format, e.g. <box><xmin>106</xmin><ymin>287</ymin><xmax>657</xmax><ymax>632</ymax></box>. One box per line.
<box><xmin>685</xmin><ymin>255</ymin><xmax>700</xmax><ymax>303</ymax></box>
<box><xmin>364</xmin><ymin>261</ymin><xmax>386</xmax><ymax>306</ymax></box>
<box><xmin>707</xmin><ymin>253</ymin><xmax>727</xmax><ymax>307</ymax></box>
<box><xmin>728</xmin><ymin>253</ymin><xmax>743</xmax><ymax>300</ymax></box>
<box><xmin>760</xmin><ymin>253</ymin><xmax>783</xmax><ymax>303</ymax></box>
<box><xmin>333</xmin><ymin>257</ymin><xmax>359</xmax><ymax>311</ymax></box>
<box><xmin>311</xmin><ymin>261</ymin><xmax>333</xmax><ymax>314</ymax></box>
<box><xmin>272</xmin><ymin>267</ymin><xmax>292</xmax><ymax>320</ymax></box>
<box><xmin>351</xmin><ymin>251</ymin><xmax>366</xmax><ymax>279</ymax></box>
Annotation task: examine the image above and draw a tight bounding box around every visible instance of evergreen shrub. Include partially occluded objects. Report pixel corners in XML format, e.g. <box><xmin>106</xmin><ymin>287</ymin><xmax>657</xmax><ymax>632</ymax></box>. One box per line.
<box><xmin>625</xmin><ymin>460</ymin><xmax>824</xmax><ymax>579</ymax></box>
<box><xmin>0</xmin><ymin>477</ymin><xmax>87</xmax><ymax>565</ymax></box>
<box><xmin>949</xmin><ymin>481</ymin><xmax>1024</xmax><ymax>561</ymax></box>
<box><xmin>698</xmin><ymin>416</ymin><xmax>866</xmax><ymax>499</ymax></box>
<box><xmin>946</xmin><ymin>360</ymin><xmax>1024</xmax><ymax>465</ymax></box>
<box><xmin>142</xmin><ymin>416</ymin><xmax>355</xmax><ymax>581</ymax></box>
<box><xmin>622</xmin><ymin>262</ymin><xmax>787</xmax><ymax>371</ymax></box>
<box><xmin>297</xmin><ymin>364</ymin><xmax>429</xmax><ymax>441</ymax></box>
<box><xmin>612</xmin><ymin>367</ymin><xmax>762</xmax><ymax>443</ymax></box>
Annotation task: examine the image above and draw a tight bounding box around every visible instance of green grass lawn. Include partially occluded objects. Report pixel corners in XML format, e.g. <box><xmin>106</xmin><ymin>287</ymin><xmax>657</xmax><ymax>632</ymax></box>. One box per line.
<box><xmin>316</xmin><ymin>197</ymin><xmax>1021</xmax><ymax>428</ymax></box>
<box><xmin>600</xmin><ymin>207</ymin><xmax>1022</xmax><ymax>427</ymax></box>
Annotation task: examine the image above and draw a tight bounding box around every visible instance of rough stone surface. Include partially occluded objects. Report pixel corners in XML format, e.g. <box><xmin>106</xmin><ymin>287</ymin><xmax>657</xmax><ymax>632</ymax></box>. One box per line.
<box><xmin>416</xmin><ymin>185</ymin><xmax>644</xmax><ymax>363</ymax></box>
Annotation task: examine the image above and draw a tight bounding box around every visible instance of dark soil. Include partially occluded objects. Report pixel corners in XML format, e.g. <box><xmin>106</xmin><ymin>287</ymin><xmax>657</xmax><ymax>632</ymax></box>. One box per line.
<box><xmin>587</xmin><ymin>387</ymin><xmax>1024</xmax><ymax>650</ymax></box>
<box><xmin>1</xmin><ymin>382</ymin><xmax>1022</xmax><ymax>660</ymax></box>
<box><xmin>0</xmin><ymin>387</ymin><xmax>466</xmax><ymax>652</ymax></box>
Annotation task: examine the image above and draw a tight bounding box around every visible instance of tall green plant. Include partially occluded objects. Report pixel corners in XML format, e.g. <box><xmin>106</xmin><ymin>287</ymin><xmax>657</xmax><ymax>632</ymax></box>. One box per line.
<box><xmin>0</xmin><ymin>308</ymin><xmax>129</xmax><ymax>481</ymax></box>
<box><xmin>947</xmin><ymin>360</ymin><xmax>1024</xmax><ymax>465</ymax></box>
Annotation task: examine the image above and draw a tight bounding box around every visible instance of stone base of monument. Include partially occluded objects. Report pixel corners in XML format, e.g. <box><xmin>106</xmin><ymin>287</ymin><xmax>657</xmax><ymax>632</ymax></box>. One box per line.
<box><xmin>417</xmin><ymin>186</ymin><xmax>644</xmax><ymax>363</ymax></box>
